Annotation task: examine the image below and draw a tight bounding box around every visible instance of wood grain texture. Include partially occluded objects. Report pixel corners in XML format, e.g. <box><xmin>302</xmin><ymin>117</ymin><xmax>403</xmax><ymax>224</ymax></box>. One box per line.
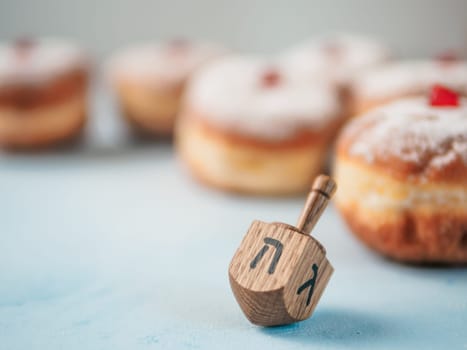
<box><xmin>229</xmin><ymin>221</ymin><xmax>333</xmax><ymax>326</ymax></box>
<box><xmin>296</xmin><ymin>175</ymin><xmax>337</xmax><ymax>234</ymax></box>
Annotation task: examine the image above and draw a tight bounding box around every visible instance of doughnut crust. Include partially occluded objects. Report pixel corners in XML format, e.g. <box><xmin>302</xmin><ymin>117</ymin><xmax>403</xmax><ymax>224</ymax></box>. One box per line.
<box><xmin>334</xmin><ymin>98</ymin><xmax>467</xmax><ymax>263</ymax></box>
<box><xmin>0</xmin><ymin>38</ymin><xmax>89</xmax><ymax>149</ymax></box>
<box><xmin>335</xmin><ymin>156</ymin><xmax>467</xmax><ymax>263</ymax></box>
<box><xmin>177</xmin><ymin>110</ymin><xmax>339</xmax><ymax>195</ymax></box>
<box><xmin>116</xmin><ymin>80</ymin><xmax>182</xmax><ymax>135</ymax></box>
<box><xmin>0</xmin><ymin>69</ymin><xmax>88</xmax><ymax>149</ymax></box>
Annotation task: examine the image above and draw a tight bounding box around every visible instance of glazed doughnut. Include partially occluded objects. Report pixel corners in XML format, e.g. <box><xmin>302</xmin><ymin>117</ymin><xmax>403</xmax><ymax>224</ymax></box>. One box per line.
<box><xmin>176</xmin><ymin>56</ymin><xmax>343</xmax><ymax>195</ymax></box>
<box><xmin>281</xmin><ymin>34</ymin><xmax>390</xmax><ymax>117</ymax></box>
<box><xmin>334</xmin><ymin>93</ymin><xmax>467</xmax><ymax>263</ymax></box>
<box><xmin>352</xmin><ymin>60</ymin><xmax>467</xmax><ymax>116</ymax></box>
<box><xmin>108</xmin><ymin>40</ymin><xmax>226</xmax><ymax>136</ymax></box>
<box><xmin>0</xmin><ymin>38</ymin><xmax>90</xmax><ymax>149</ymax></box>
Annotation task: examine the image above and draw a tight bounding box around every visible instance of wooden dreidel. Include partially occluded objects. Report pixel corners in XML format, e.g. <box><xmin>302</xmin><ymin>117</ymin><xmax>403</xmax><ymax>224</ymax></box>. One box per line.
<box><xmin>228</xmin><ymin>175</ymin><xmax>336</xmax><ymax>326</ymax></box>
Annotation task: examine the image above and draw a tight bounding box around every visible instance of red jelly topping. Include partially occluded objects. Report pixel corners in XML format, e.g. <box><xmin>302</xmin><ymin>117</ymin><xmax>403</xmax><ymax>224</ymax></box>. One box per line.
<box><xmin>429</xmin><ymin>84</ymin><xmax>459</xmax><ymax>107</ymax></box>
<box><xmin>436</xmin><ymin>50</ymin><xmax>459</xmax><ymax>65</ymax></box>
<box><xmin>261</xmin><ymin>69</ymin><xmax>281</xmax><ymax>88</ymax></box>
<box><xmin>14</xmin><ymin>36</ymin><xmax>35</xmax><ymax>49</ymax></box>
<box><xmin>323</xmin><ymin>42</ymin><xmax>342</xmax><ymax>57</ymax></box>
<box><xmin>168</xmin><ymin>38</ymin><xmax>189</xmax><ymax>52</ymax></box>
<box><xmin>13</xmin><ymin>36</ymin><xmax>35</xmax><ymax>59</ymax></box>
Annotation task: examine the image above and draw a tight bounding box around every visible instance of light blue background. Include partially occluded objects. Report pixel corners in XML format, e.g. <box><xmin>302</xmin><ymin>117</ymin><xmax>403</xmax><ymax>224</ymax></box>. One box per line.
<box><xmin>0</xmin><ymin>90</ymin><xmax>466</xmax><ymax>349</ymax></box>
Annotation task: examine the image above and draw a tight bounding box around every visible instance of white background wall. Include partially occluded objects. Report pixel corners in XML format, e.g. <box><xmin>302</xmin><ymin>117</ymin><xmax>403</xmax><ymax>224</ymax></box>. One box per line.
<box><xmin>0</xmin><ymin>0</ymin><xmax>466</xmax><ymax>58</ymax></box>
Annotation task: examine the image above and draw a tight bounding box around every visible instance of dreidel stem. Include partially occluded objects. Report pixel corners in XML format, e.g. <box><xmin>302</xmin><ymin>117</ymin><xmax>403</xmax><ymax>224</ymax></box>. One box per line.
<box><xmin>296</xmin><ymin>175</ymin><xmax>337</xmax><ymax>235</ymax></box>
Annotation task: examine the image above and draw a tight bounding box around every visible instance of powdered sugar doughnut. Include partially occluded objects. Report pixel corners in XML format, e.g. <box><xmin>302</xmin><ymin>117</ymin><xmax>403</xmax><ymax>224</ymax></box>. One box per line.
<box><xmin>281</xmin><ymin>34</ymin><xmax>390</xmax><ymax>86</ymax></box>
<box><xmin>108</xmin><ymin>40</ymin><xmax>226</xmax><ymax>135</ymax></box>
<box><xmin>281</xmin><ymin>34</ymin><xmax>390</xmax><ymax>119</ymax></box>
<box><xmin>334</xmin><ymin>97</ymin><xmax>467</xmax><ymax>263</ymax></box>
<box><xmin>352</xmin><ymin>60</ymin><xmax>467</xmax><ymax>116</ymax></box>
<box><xmin>0</xmin><ymin>38</ymin><xmax>90</xmax><ymax>149</ymax></box>
<box><xmin>177</xmin><ymin>55</ymin><xmax>343</xmax><ymax>195</ymax></box>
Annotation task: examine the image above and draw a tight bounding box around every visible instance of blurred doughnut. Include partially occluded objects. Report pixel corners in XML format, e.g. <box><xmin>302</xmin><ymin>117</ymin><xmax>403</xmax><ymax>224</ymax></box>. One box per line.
<box><xmin>177</xmin><ymin>56</ymin><xmax>343</xmax><ymax>195</ymax></box>
<box><xmin>108</xmin><ymin>39</ymin><xmax>226</xmax><ymax>136</ymax></box>
<box><xmin>0</xmin><ymin>38</ymin><xmax>90</xmax><ymax>149</ymax></box>
<box><xmin>334</xmin><ymin>93</ymin><xmax>467</xmax><ymax>263</ymax></box>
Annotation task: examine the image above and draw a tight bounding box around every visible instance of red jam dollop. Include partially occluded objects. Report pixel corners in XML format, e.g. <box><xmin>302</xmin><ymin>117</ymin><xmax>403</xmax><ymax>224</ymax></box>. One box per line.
<box><xmin>261</xmin><ymin>68</ymin><xmax>281</xmax><ymax>88</ymax></box>
<box><xmin>429</xmin><ymin>84</ymin><xmax>459</xmax><ymax>107</ymax></box>
<box><xmin>436</xmin><ymin>50</ymin><xmax>459</xmax><ymax>65</ymax></box>
<box><xmin>13</xmin><ymin>36</ymin><xmax>35</xmax><ymax>59</ymax></box>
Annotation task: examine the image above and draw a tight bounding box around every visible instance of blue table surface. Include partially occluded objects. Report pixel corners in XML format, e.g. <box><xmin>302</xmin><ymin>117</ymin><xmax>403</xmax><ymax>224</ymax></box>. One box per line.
<box><xmin>1</xmin><ymin>91</ymin><xmax>466</xmax><ymax>350</ymax></box>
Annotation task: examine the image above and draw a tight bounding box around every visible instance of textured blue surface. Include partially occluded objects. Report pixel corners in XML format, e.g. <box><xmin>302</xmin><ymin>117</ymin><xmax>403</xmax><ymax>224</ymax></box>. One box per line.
<box><xmin>0</xmin><ymin>144</ymin><xmax>466</xmax><ymax>350</ymax></box>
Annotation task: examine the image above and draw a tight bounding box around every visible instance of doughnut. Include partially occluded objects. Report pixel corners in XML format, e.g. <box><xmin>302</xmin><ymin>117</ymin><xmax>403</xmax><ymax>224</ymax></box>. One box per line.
<box><xmin>281</xmin><ymin>34</ymin><xmax>390</xmax><ymax>117</ymax></box>
<box><xmin>0</xmin><ymin>38</ymin><xmax>90</xmax><ymax>149</ymax></box>
<box><xmin>176</xmin><ymin>56</ymin><xmax>343</xmax><ymax>195</ymax></box>
<box><xmin>108</xmin><ymin>40</ymin><xmax>226</xmax><ymax>136</ymax></box>
<box><xmin>352</xmin><ymin>59</ymin><xmax>467</xmax><ymax>116</ymax></box>
<box><xmin>334</xmin><ymin>90</ymin><xmax>467</xmax><ymax>263</ymax></box>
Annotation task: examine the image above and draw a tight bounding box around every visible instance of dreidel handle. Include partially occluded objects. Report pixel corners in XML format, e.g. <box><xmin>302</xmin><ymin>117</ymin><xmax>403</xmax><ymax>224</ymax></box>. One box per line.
<box><xmin>296</xmin><ymin>175</ymin><xmax>337</xmax><ymax>235</ymax></box>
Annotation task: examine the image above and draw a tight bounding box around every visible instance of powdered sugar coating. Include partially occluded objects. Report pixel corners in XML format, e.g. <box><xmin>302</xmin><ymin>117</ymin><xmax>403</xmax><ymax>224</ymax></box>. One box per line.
<box><xmin>108</xmin><ymin>41</ymin><xmax>226</xmax><ymax>87</ymax></box>
<box><xmin>280</xmin><ymin>34</ymin><xmax>390</xmax><ymax>84</ymax></box>
<box><xmin>345</xmin><ymin>97</ymin><xmax>467</xmax><ymax>171</ymax></box>
<box><xmin>0</xmin><ymin>38</ymin><xmax>89</xmax><ymax>86</ymax></box>
<box><xmin>354</xmin><ymin>60</ymin><xmax>467</xmax><ymax>99</ymax></box>
<box><xmin>185</xmin><ymin>55</ymin><xmax>341</xmax><ymax>140</ymax></box>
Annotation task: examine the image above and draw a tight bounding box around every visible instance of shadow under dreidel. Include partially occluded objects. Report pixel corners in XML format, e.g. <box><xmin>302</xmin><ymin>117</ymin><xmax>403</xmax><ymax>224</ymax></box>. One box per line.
<box><xmin>260</xmin><ymin>308</ymin><xmax>400</xmax><ymax>345</ymax></box>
